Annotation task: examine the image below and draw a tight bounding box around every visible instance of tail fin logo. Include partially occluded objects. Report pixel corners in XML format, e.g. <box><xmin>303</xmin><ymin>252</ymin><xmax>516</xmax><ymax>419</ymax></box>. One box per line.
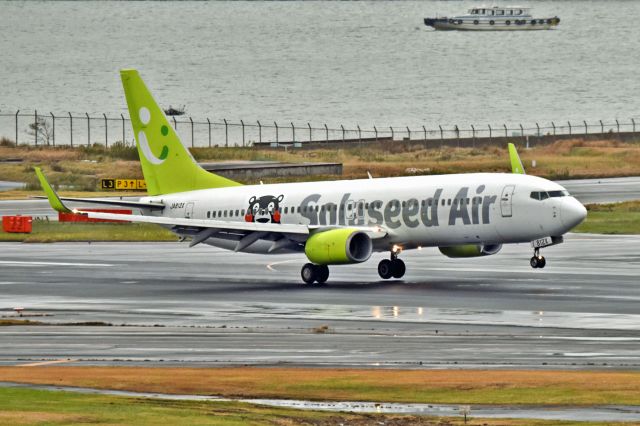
<box><xmin>137</xmin><ymin>107</ymin><xmax>169</xmax><ymax>165</ymax></box>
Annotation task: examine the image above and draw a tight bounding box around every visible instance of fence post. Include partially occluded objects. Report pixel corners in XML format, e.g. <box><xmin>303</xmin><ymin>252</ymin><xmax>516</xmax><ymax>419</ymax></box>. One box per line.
<box><xmin>224</xmin><ymin>119</ymin><xmax>229</xmax><ymax>147</ymax></box>
<box><xmin>567</xmin><ymin>121</ymin><xmax>571</xmax><ymax>136</ymax></box>
<box><xmin>390</xmin><ymin>126</ymin><xmax>394</xmax><ymax>141</ymax></box>
<box><xmin>324</xmin><ymin>123</ymin><xmax>328</xmax><ymax>144</ymax></box>
<box><xmin>551</xmin><ymin>121</ymin><xmax>556</xmax><ymax>136</ymax></box>
<box><xmin>583</xmin><ymin>120</ymin><xmax>587</xmax><ymax>135</ymax></box>
<box><xmin>257</xmin><ymin>120</ymin><xmax>262</xmax><ymax>144</ymax></box>
<box><xmin>15</xmin><ymin>110</ymin><xmax>19</xmax><ymax>145</ymax></box>
<box><xmin>536</xmin><ymin>122</ymin><xmax>540</xmax><ymax>137</ymax></box>
<box><xmin>600</xmin><ymin>120</ymin><xmax>604</xmax><ymax>134</ymax></box>
<box><xmin>422</xmin><ymin>125</ymin><xmax>427</xmax><ymax>142</ymax></box>
<box><xmin>103</xmin><ymin>113</ymin><xmax>108</xmax><ymax>147</ymax></box>
<box><xmin>190</xmin><ymin>117</ymin><xmax>194</xmax><ymax>148</ymax></box>
<box><xmin>488</xmin><ymin>124</ymin><xmax>492</xmax><ymax>142</ymax></box>
<box><xmin>121</xmin><ymin>113</ymin><xmax>125</xmax><ymax>144</ymax></box>
<box><xmin>207</xmin><ymin>118</ymin><xmax>211</xmax><ymax>147</ymax></box>
<box><xmin>632</xmin><ymin>118</ymin><xmax>636</xmax><ymax>133</ymax></box>
<box><xmin>616</xmin><ymin>119</ymin><xmax>620</xmax><ymax>134</ymax></box>
<box><xmin>455</xmin><ymin>125</ymin><xmax>460</xmax><ymax>147</ymax></box>
<box><xmin>341</xmin><ymin>125</ymin><xmax>346</xmax><ymax>143</ymax></box>
<box><xmin>357</xmin><ymin>125</ymin><xmax>361</xmax><ymax>144</ymax></box>
<box><xmin>470</xmin><ymin>124</ymin><xmax>475</xmax><ymax>148</ymax></box>
<box><xmin>172</xmin><ymin>116</ymin><xmax>177</xmax><ymax>130</ymax></box>
<box><xmin>503</xmin><ymin>124</ymin><xmax>507</xmax><ymax>137</ymax></box>
<box><xmin>34</xmin><ymin>110</ymin><xmax>38</xmax><ymax>146</ymax></box>
<box><xmin>439</xmin><ymin>125</ymin><xmax>443</xmax><ymax>141</ymax></box>
<box><xmin>69</xmin><ymin>112</ymin><xmax>73</xmax><ymax>147</ymax></box>
<box><xmin>274</xmin><ymin>121</ymin><xmax>278</xmax><ymax>144</ymax></box>
<box><xmin>374</xmin><ymin>126</ymin><xmax>378</xmax><ymax>142</ymax></box>
<box><xmin>51</xmin><ymin>112</ymin><xmax>55</xmax><ymax>146</ymax></box>
<box><xmin>406</xmin><ymin>126</ymin><xmax>411</xmax><ymax>141</ymax></box>
<box><xmin>291</xmin><ymin>122</ymin><xmax>295</xmax><ymax>144</ymax></box>
<box><xmin>308</xmin><ymin>123</ymin><xmax>312</xmax><ymax>143</ymax></box>
<box><xmin>519</xmin><ymin>124</ymin><xmax>524</xmax><ymax>140</ymax></box>
<box><xmin>241</xmin><ymin>120</ymin><xmax>245</xmax><ymax>147</ymax></box>
<box><xmin>85</xmin><ymin>112</ymin><xmax>90</xmax><ymax>146</ymax></box>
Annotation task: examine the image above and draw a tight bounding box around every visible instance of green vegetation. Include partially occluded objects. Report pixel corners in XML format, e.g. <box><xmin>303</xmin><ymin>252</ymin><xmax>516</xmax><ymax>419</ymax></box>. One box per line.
<box><xmin>574</xmin><ymin>201</ymin><xmax>640</xmax><ymax>234</ymax></box>
<box><xmin>0</xmin><ymin>387</ymin><xmax>625</xmax><ymax>426</ymax></box>
<box><xmin>0</xmin><ymin>220</ymin><xmax>177</xmax><ymax>242</ymax></box>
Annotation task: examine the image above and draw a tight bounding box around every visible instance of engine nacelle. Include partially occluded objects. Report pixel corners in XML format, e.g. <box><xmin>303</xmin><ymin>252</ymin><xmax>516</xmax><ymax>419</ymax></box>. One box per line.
<box><xmin>438</xmin><ymin>244</ymin><xmax>502</xmax><ymax>258</ymax></box>
<box><xmin>305</xmin><ymin>229</ymin><xmax>372</xmax><ymax>265</ymax></box>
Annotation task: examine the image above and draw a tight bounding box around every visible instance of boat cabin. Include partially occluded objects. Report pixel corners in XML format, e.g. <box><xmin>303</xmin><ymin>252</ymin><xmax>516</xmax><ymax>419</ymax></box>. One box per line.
<box><xmin>468</xmin><ymin>6</ymin><xmax>531</xmax><ymax>17</ymax></box>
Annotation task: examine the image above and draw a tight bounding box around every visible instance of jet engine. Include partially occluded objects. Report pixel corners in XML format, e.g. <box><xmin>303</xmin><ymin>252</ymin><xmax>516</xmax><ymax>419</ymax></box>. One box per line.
<box><xmin>305</xmin><ymin>228</ymin><xmax>372</xmax><ymax>265</ymax></box>
<box><xmin>438</xmin><ymin>244</ymin><xmax>502</xmax><ymax>258</ymax></box>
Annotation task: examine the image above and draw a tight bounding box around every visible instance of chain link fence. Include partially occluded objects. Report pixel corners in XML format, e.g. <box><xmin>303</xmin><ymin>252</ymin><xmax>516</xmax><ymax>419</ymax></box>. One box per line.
<box><xmin>1</xmin><ymin>110</ymin><xmax>639</xmax><ymax>148</ymax></box>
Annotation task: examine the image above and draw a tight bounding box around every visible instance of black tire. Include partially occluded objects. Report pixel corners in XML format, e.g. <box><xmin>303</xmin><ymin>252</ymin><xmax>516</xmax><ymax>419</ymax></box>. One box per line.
<box><xmin>530</xmin><ymin>256</ymin><xmax>539</xmax><ymax>269</ymax></box>
<box><xmin>473</xmin><ymin>20</ymin><xmax>479</xmax><ymax>25</ymax></box>
<box><xmin>457</xmin><ymin>19</ymin><xmax>463</xmax><ymax>25</ymax></box>
<box><xmin>448</xmin><ymin>19</ymin><xmax>454</xmax><ymax>24</ymax></box>
<box><xmin>531</xmin><ymin>20</ymin><xmax>536</xmax><ymax>25</ymax></box>
<box><xmin>378</xmin><ymin>259</ymin><xmax>393</xmax><ymax>280</ymax></box>
<box><xmin>547</xmin><ymin>19</ymin><xmax>552</xmax><ymax>24</ymax></box>
<box><xmin>538</xmin><ymin>257</ymin><xmax>546</xmax><ymax>269</ymax></box>
<box><xmin>316</xmin><ymin>265</ymin><xmax>329</xmax><ymax>283</ymax></box>
<box><xmin>506</xmin><ymin>20</ymin><xmax>511</xmax><ymax>25</ymax></box>
<box><xmin>391</xmin><ymin>259</ymin><xmax>406</xmax><ymax>279</ymax></box>
<box><xmin>489</xmin><ymin>20</ymin><xmax>495</xmax><ymax>25</ymax></box>
<box><xmin>301</xmin><ymin>263</ymin><xmax>317</xmax><ymax>284</ymax></box>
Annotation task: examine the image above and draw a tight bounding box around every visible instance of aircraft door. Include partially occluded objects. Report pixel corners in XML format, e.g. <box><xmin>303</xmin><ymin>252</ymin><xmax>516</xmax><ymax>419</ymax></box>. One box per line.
<box><xmin>500</xmin><ymin>185</ymin><xmax>515</xmax><ymax>218</ymax></box>
<box><xmin>356</xmin><ymin>199</ymin><xmax>366</xmax><ymax>225</ymax></box>
<box><xmin>185</xmin><ymin>202</ymin><xmax>194</xmax><ymax>219</ymax></box>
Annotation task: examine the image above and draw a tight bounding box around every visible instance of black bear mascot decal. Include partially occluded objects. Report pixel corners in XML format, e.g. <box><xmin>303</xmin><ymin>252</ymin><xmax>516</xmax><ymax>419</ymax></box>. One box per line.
<box><xmin>245</xmin><ymin>195</ymin><xmax>285</xmax><ymax>224</ymax></box>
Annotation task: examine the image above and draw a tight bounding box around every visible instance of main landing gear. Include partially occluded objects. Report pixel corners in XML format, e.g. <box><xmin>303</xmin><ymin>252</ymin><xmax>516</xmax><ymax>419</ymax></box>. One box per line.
<box><xmin>301</xmin><ymin>263</ymin><xmax>329</xmax><ymax>284</ymax></box>
<box><xmin>530</xmin><ymin>248</ymin><xmax>546</xmax><ymax>269</ymax></box>
<box><xmin>378</xmin><ymin>248</ymin><xmax>406</xmax><ymax>280</ymax></box>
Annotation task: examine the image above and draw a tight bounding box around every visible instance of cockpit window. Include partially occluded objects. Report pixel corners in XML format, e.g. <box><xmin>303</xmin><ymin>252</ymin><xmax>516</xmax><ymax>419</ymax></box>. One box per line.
<box><xmin>548</xmin><ymin>190</ymin><xmax>569</xmax><ymax>198</ymax></box>
<box><xmin>531</xmin><ymin>190</ymin><xmax>568</xmax><ymax>200</ymax></box>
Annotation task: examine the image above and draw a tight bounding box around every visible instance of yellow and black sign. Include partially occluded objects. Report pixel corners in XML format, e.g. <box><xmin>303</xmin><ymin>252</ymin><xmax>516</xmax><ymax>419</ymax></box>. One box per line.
<box><xmin>101</xmin><ymin>179</ymin><xmax>147</xmax><ymax>191</ymax></box>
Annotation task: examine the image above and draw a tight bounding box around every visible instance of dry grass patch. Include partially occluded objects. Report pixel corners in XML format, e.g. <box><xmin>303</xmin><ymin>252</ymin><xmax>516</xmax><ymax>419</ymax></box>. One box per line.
<box><xmin>1</xmin><ymin>367</ymin><xmax>639</xmax><ymax>406</ymax></box>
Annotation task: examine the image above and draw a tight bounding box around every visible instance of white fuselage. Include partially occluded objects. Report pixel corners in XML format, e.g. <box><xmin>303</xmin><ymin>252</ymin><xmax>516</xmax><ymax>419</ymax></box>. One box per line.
<box><xmin>141</xmin><ymin>173</ymin><xmax>585</xmax><ymax>254</ymax></box>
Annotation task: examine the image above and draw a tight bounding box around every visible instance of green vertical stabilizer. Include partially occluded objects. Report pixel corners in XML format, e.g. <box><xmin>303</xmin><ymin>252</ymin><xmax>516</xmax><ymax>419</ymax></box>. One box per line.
<box><xmin>120</xmin><ymin>69</ymin><xmax>241</xmax><ymax>195</ymax></box>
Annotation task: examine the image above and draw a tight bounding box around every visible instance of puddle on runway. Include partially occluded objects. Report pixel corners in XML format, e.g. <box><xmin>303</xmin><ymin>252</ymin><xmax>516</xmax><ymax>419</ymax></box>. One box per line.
<box><xmin>1</xmin><ymin>382</ymin><xmax>639</xmax><ymax>422</ymax></box>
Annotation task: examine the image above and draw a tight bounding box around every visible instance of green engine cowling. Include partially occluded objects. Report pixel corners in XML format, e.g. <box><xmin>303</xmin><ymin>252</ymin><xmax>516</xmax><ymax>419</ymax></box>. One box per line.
<box><xmin>305</xmin><ymin>228</ymin><xmax>373</xmax><ymax>265</ymax></box>
<box><xmin>438</xmin><ymin>244</ymin><xmax>502</xmax><ymax>258</ymax></box>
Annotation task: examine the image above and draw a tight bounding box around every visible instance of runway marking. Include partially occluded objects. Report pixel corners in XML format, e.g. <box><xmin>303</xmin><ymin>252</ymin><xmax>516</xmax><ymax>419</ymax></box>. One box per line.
<box><xmin>18</xmin><ymin>359</ymin><xmax>77</xmax><ymax>367</ymax></box>
<box><xmin>266</xmin><ymin>259</ymin><xmax>297</xmax><ymax>272</ymax></box>
<box><xmin>0</xmin><ymin>261</ymin><xmax>114</xmax><ymax>267</ymax></box>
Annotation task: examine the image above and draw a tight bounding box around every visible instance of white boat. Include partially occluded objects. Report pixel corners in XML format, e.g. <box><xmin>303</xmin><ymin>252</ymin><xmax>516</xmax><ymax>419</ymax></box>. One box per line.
<box><xmin>424</xmin><ymin>5</ymin><xmax>560</xmax><ymax>31</ymax></box>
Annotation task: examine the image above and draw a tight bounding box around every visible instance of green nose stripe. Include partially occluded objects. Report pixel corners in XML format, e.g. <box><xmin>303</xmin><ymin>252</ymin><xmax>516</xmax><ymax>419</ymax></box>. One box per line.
<box><xmin>161</xmin><ymin>125</ymin><xmax>169</xmax><ymax>136</ymax></box>
<box><xmin>159</xmin><ymin>145</ymin><xmax>169</xmax><ymax>160</ymax></box>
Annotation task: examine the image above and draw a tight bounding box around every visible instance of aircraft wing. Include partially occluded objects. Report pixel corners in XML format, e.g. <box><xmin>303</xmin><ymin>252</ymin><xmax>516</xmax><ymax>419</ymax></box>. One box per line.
<box><xmin>31</xmin><ymin>195</ymin><xmax>165</xmax><ymax>211</ymax></box>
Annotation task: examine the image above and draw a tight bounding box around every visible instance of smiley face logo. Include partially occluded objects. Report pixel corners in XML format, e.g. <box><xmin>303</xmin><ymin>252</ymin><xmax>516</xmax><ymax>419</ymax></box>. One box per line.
<box><xmin>137</xmin><ymin>107</ymin><xmax>169</xmax><ymax>165</ymax></box>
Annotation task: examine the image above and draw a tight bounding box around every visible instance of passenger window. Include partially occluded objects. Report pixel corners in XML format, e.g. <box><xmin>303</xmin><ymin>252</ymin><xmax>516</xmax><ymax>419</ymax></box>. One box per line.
<box><xmin>235</xmin><ymin>209</ymin><xmax>239</xmax><ymax>216</ymax></box>
<box><xmin>447</xmin><ymin>199</ymin><xmax>451</xmax><ymax>206</ymax></box>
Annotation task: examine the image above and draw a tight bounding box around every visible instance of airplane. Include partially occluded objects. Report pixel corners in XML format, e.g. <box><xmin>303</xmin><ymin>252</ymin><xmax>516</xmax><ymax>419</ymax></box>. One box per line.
<box><xmin>36</xmin><ymin>69</ymin><xmax>588</xmax><ymax>284</ymax></box>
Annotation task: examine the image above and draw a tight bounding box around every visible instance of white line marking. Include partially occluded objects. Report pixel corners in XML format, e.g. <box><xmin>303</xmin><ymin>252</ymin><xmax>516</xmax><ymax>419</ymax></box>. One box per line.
<box><xmin>0</xmin><ymin>261</ymin><xmax>114</xmax><ymax>267</ymax></box>
<box><xmin>18</xmin><ymin>359</ymin><xmax>78</xmax><ymax>367</ymax></box>
<box><xmin>266</xmin><ymin>259</ymin><xmax>297</xmax><ymax>272</ymax></box>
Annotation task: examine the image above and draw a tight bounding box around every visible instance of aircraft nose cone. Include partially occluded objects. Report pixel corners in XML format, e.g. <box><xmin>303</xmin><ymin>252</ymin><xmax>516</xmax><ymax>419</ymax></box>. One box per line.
<box><xmin>561</xmin><ymin>198</ymin><xmax>587</xmax><ymax>230</ymax></box>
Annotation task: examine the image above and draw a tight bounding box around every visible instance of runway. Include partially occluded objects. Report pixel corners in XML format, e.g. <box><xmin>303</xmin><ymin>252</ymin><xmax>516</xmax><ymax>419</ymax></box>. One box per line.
<box><xmin>1</xmin><ymin>234</ymin><xmax>639</xmax><ymax>369</ymax></box>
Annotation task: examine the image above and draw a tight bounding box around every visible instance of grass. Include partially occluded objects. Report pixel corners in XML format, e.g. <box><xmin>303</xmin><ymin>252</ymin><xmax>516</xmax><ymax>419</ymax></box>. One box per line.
<box><xmin>0</xmin><ymin>387</ymin><xmax>607</xmax><ymax>426</ymax></box>
<box><xmin>1</xmin><ymin>367</ymin><xmax>640</xmax><ymax>407</ymax></box>
<box><xmin>3</xmin><ymin>139</ymin><xmax>640</xmax><ymax>191</ymax></box>
<box><xmin>574</xmin><ymin>201</ymin><xmax>640</xmax><ymax>234</ymax></box>
<box><xmin>0</xmin><ymin>220</ymin><xmax>177</xmax><ymax>242</ymax></box>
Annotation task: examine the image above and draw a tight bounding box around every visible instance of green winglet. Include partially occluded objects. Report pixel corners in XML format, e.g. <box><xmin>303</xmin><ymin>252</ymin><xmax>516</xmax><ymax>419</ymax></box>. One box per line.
<box><xmin>34</xmin><ymin>167</ymin><xmax>72</xmax><ymax>213</ymax></box>
<box><xmin>508</xmin><ymin>143</ymin><xmax>526</xmax><ymax>174</ymax></box>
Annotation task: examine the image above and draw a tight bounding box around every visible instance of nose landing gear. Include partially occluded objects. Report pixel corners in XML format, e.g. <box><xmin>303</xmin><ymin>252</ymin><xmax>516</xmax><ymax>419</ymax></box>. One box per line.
<box><xmin>378</xmin><ymin>247</ymin><xmax>406</xmax><ymax>279</ymax></box>
<box><xmin>301</xmin><ymin>263</ymin><xmax>329</xmax><ymax>284</ymax></box>
<box><xmin>530</xmin><ymin>248</ymin><xmax>546</xmax><ymax>269</ymax></box>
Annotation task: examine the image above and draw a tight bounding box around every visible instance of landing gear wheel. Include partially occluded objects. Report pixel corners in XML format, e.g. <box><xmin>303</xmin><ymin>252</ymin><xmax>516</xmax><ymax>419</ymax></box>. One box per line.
<box><xmin>391</xmin><ymin>258</ymin><xmax>406</xmax><ymax>279</ymax></box>
<box><xmin>530</xmin><ymin>256</ymin><xmax>539</xmax><ymax>268</ymax></box>
<box><xmin>530</xmin><ymin>256</ymin><xmax>546</xmax><ymax>269</ymax></box>
<box><xmin>378</xmin><ymin>259</ymin><xmax>393</xmax><ymax>279</ymax></box>
<box><xmin>538</xmin><ymin>256</ymin><xmax>546</xmax><ymax>269</ymax></box>
<box><xmin>301</xmin><ymin>263</ymin><xmax>317</xmax><ymax>284</ymax></box>
<box><xmin>316</xmin><ymin>265</ymin><xmax>329</xmax><ymax>283</ymax></box>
